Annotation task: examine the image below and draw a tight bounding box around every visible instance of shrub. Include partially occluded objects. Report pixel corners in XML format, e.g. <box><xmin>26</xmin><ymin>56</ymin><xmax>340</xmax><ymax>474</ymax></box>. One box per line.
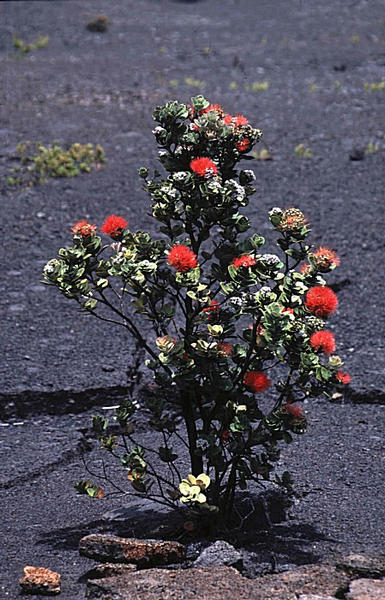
<box><xmin>44</xmin><ymin>95</ymin><xmax>349</xmax><ymax>528</ymax></box>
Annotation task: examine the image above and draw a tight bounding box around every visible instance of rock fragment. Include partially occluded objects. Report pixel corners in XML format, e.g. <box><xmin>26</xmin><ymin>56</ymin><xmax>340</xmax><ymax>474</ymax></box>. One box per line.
<box><xmin>298</xmin><ymin>595</ymin><xmax>336</xmax><ymax>600</ymax></box>
<box><xmin>193</xmin><ymin>540</ymin><xmax>243</xmax><ymax>570</ymax></box>
<box><xmin>85</xmin><ymin>563</ymin><xmax>350</xmax><ymax>599</ymax></box>
<box><xmin>346</xmin><ymin>578</ymin><xmax>385</xmax><ymax>600</ymax></box>
<box><xmin>85</xmin><ymin>562</ymin><xmax>137</xmax><ymax>580</ymax></box>
<box><xmin>335</xmin><ymin>552</ymin><xmax>385</xmax><ymax>578</ymax></box>
<box><xmin>79</xmin><ymin>534</ymin><xmax>186</xmax><ymax>567</ymax></box>
<box><xmin>19</xmin><ymin>566</ymin><xmax>61</xmax><ymax>595</ymax></box>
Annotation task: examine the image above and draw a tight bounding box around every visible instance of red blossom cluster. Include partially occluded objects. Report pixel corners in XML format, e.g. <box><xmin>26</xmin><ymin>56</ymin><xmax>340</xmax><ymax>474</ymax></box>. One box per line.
<box><xmin>234</xmin><ymin>114</ymin><xmax>249</xmax><ymax>127</ymax></box>
<box><xmin>243</xmin><ymin>371</ymin><xmax>271</xmax><ymax>393</ymax></box>
<box><xmin>72</xmin><ymin>220</ymin><xmax>97</xmax><ymax>237</ymax></box>
<box><xmin>336</xmin><ymin>370</ymin><xmax>351</xmax><ymax>384</ymax></box>
<box><xmin>305</xmin><ymin>286</ymin><xmax>338</xmax><ymax>317</ymax></box>
<box><xmin>101</xmin><ymin>215</ymin><xmax>128</xmax><ymax>239</ymax></box>
<box><xmin>232</xmin><ymin>254</ymin><xmax>257</xmax><ymax>269</ymax></box>
<box><xmin>167</xmin><ymin>244</ymin><xmax>198</xmax><ymax>272</ymax></box>
<box><xmin>310</xmin><ymin>330</ymin><xmax>336</xmax><ymax>354</ymax></box>
<box><xmin>284</xmin><ymin>403</ymin><xmax>303</xmax><ymax>419</ymax></box>
<box><xmin>190</xmin><ymin>157</ymin><xmax>218</xmax><ymax>178</ymax></box>
<box><xmin>200</xmin><ymin>103</ymin><xmax>224</xmax><ymax>117</ymax></box>
<box><xmin>236</xmin><ymin>138</ymin><xmax>251</xmax><ymax>152</ymax></box>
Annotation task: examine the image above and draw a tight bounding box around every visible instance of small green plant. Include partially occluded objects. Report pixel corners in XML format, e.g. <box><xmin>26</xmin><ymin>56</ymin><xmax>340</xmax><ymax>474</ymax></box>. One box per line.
<box><xmin>44</xmin><ymin>96</ymin><xmax>350</xmax><ymax>528</ymax></box>
<box><xmin>202</xmin><ymin>46</ymin><xmax>211</xmax><ymax>56</ymax></box>
<box><xmin>334</xmin><ymin>81</ymin><xmax>341</xmax><ymax>90</ymax></box>
<box><xmin>249</xmin><ymin>81</ymin><xmax>269</xmax><ymax>92</ymax></box>
<box><xmin>13</xmin><ymin>34</ymin><xmax>49</xmax><ymax>55</ymax></box>
<box><xmin>185</xmin><ymin>77</ymin><xmax>206</xmax><ymax>89</ymax></box>
<box><xmin>350</xmin><ymin>34</ymin><xmax>360</xmax><ymax>44</ymax></box>
<box><xmin>86</xmin><ymin>15</ymin><xmax>109</xmax><ymax>33</ymax></box>
<box><xmin>308</xmin><ymin>83</ymin><xmax>318</xmax><ymax>93</ymax></box>
<box><xmin>294</xmin><ymin>143</ymin><xmax>312</xmax><ymax>159</ymax></box>
<box><xmin>365</xmin><ymin>141</ymin><xmax>379</xmax><ymax>155</ymax></box>
<box><xmin>168</xmin><ymin>79</ymin><xmax>179</xmax><ymax>89</ymax></box>
<box><xmin>6</xmin><ymin>141</ymin><xmax>106</xmax><ymax>187</ymax></box>
<box><xmin>252</xmin><ymin>148</ymin><xmax>274</xmax><ymax>161</ymax></box>
<box><xmin>364</xmin><ymin>80</ymin><xmax>384</xmax><ymax>91</ymax></box>
<box><xmin>229</xmin><ymin>82</ymin><xmax>238</xmax><ymax>91</ymax></box>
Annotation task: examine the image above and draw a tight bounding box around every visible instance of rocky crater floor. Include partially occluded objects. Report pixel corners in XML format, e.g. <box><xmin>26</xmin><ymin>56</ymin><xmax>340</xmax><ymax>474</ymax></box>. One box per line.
<box><xmin>1</xmin><ymin>0</ymin><xmax>385</xmax><ymax>598</ymax></box>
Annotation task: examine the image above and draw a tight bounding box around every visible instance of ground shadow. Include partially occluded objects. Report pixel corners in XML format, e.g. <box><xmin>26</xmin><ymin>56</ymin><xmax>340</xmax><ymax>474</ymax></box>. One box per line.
<box><xmin>37</xmin><ymin>489</ymin><xmax>338</xmax><ymax>575</ymax></box>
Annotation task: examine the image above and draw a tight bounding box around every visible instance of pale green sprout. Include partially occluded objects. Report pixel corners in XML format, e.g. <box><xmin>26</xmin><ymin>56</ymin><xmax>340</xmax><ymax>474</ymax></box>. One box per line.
<box><xmin>179</xmin><ymin>474</ymin><xmax>210</xmax><ymax>504</ymax></box>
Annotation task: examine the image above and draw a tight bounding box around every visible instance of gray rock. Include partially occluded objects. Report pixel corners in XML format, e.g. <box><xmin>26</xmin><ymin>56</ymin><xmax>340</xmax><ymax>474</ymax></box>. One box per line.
<box><xmin>193</xmin><ymin>540</ymin><xmax>243</xmax><ymax>570</ymax></box>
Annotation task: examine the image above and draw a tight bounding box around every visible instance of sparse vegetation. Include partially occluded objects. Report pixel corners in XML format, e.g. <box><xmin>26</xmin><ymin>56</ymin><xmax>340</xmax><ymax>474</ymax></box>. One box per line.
<box><xmin>294</xmin><ymin>143</ymin><xmax>312</xmax><ymax>159</ymax></box>
<box><xmin>6</xmin><ymin>142</ymin><xmax>106</xmax><ymax>187</ymax></box>
<box><xmin>185</xmin><ymin>77</ymin><xmax>206</xmax><ymax>88</ymax></box>
<box><xmin>252</xmin><ymin>148</ymin><xmax>274</xmax><ymax>161</ymax></box>
<box><xmin>13</xmin><ymin>34</ymin><xmax>49</xmax><ymax>55</ymax></box>
<box><xmin>249</xmin><ymin>81</ymin><xmax>269</xmax><ymax>92</ymax></box>
<box><xmin>365</xmin><ymin>141</ymin><xmax>379</xmax><ymax>155</ymax></box>
<box><xmin>364</xmin><ymin>80</ymin><xmax>384</xmax><ymax>91</ymax></box>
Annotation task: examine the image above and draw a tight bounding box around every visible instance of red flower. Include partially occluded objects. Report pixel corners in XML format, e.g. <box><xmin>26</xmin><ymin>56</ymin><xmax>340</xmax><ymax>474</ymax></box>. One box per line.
<box><xmin>190</xmin><ymin>157</ymin><xmax>218</xmax><ymax>178</ymax></box>
<box><xmin>234</xmin><ymin>114</ymin><xmax>248</xmax><ymax>127</ymax></box>
<box><xmin>217</xmin><ymin>341</ymin><xmax>232</xmax><ymax>356</ymax></box>
<box><xmin>223</xmin><ymin>114</ymin><xmax>233</xmax><ymax>125</ymax></box>
<box><xmin>72</xmin><ymin>220</ymin><xmax>97</xmax><ymax>237</ymax></box>
<box><xmin>310</xmin><ymin>246</ymin><xmax>340</xmax><ymax>271</ymax></box>
<box><xmin>310</xmin><ymin>330</ymin><xmax>336</xmax><ymax>354</ymax></box>
<box><xmin>236</xmin><ymin>138</ymin><xmax>251</xmax><ymax>152</ymax></box>
<box><xmin>220</xmin><ymin>429</ymin><xmax>231</xmax><ymax>445</ymax></box>
<box><xmin>282</xmin><ymin>307</ymin><xmax>294</xmax><ymax>315</ymax></box>
<box><xmin>200</xmin><ymin>103</ymin><xmax>224</xmax><ymax>117</ymax></box>
<box><xmin>232</xmin><ymin>254</ymin><xmax>257</xmax><ymax>269</ymax></box>
<box><xmin>305</xmin><ymin>286</ymin><xmax>338</xmax><ymax>317</ymax></box>
<box><xmin>336</xmin><ymin>370</ymin><xmax>351</xmax><ymax>384</ymax></box>
<box><xmin>243</xmin><ymin>371</ymin><xmax>270</xmax><ymax>393</ymax></box>
<box><xmin>101</xmin><ymin>215</ymin><xmax>128</xmax><ymax>239</ymax></box>
<box><xmin>203</xmin><ymin>300</ymin><xmax>220</xmax><ymax>315</ymax></box>
<box><xmin>167</xmin><ymin>244</ymin><xmax>198</xmax><ymax>272</ymax></box>
<box><xmin>284</xmin><ymin>403</ymin><xmax>303</xmax><ymax>419</ymax></box>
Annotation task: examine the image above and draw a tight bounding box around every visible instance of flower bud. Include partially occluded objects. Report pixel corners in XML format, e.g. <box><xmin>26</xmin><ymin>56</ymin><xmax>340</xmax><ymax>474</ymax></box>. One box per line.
<box><xmin>43</xmin><ymin>259</ymin><xmax>60</xmax><ymax>280</ymax></box>
<box><xmin>329</xmin><ymin>355</ymin><xmax>343</xmax><ymax>368</ymax></box>
<box><xmin>155</xmin><ymin>335</ymin><xmax>177</xmax><ymax>353</ymax></box>
<box><xmin>239</xmin><ymin>169</ymin><xmax>256</xmax><ymax>185</ymax></box>
<box><xmin>172</xmin><ymin>171</ymin><xmax>192</xmax><ymax>189</ymax></box>
<box><xmin>269</xmin><ymin>207</ymin><xmax>283</xmax><ymax>226</ymax></box>
<box><xmin>256</xmin><ymin>286</ymin><xmax>275</xmax><ymax>304</ymax></box>
<box><xmin>138</xmin><ymin>167</ymin><xmax>148</xmax><ymax>179</ymax></box>
<box><xmin>276</xmin><ymin>208</ymin><xmax>307</xmax><ymax>234</ymax></box>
